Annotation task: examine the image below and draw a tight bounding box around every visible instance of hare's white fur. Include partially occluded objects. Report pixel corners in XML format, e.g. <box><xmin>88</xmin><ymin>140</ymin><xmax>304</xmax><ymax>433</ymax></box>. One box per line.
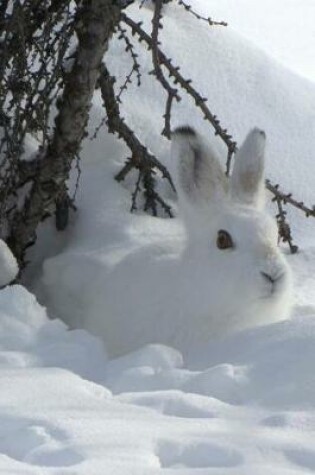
<box><xmin>168</xmin><ymin>127</ymin><xmax>292</xmax><ymax>339</ymax></box>
<box><xmin>45</xmin><ymin>127</ymin><xmax>292</xmax><ymax>357</ymax></box>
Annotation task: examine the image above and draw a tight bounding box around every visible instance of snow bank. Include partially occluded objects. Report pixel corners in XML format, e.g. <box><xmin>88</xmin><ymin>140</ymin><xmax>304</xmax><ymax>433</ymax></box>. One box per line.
<box><xmin>1</xmin><ymin>285</ymin><xmax>315</xmax><ymax>473</ymax></box>
<box><xmin>0</xmin><ymin>239</ymin><xmax>18</xmax><ymax>286</ymax></box>
<box><xmin>0</xmin><ymin>285</ymin><xmax>108</xmax><ymax>380</ymax></box>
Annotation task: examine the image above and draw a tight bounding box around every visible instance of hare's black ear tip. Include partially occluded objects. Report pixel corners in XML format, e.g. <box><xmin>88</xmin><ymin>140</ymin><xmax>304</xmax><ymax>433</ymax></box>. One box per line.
<box><xmin>252</xmin><ymin>127</ymin><xmax>266</xmax><ymax>139</ymax></box>
<box><xmin>172</xmin><ymin>125</ymin><xmax>197</xmax><ymax>137</ymax></box>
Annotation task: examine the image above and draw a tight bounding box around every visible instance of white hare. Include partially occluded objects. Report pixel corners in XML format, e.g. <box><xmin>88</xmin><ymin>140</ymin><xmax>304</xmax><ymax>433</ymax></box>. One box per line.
<box><xmin>42</xmin><ymin>127</ymin><xmax>292</xmax><ymax>357</ymax></box>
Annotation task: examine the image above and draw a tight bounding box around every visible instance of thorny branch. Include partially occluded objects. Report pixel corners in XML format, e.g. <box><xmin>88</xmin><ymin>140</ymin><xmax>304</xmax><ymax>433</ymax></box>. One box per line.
<box><xmin>267</xmin><ymin>179</ymin><xmax>315</xmax><ymax>252</ymax></box>
<box><xmin>99</xmin><ymin>63</ymin><xmax>174</xmax><ymax>217</ymax></box>
<box><xmin>120</xmin><ymin>10</ymin><xmax>315</xmax><ymax>251</ymax></box>
<box><xmin>121</xmin><ymin>13</ymin><xmax>237</xmax><ymax>161</ymax></box>
<box><xmin>91</xmin><ymin>22</ymin><xmax>142</xmax><ymax>141</ymax></box>
<box><xmin>273</xmin><ymin>193</ymin><xmax>298</xmax><ymax>254</ymax></box>
<box><xmin>266</xmin><ymin>180</ymin><xmax>315</xmax><ymax>219</ymax></box>
<box><xmin>177</xmin><ymin>0</ymin><xmax>228</xmax><ymax>27</ymax></box>
<box><xmin>117</xmin><ymin>23</ymin><xmax>142</xmax><ymax>93</ymax></box>
<box><xmin>151</xmin><ymin>0</ymin><xmax>180</xmax><ymax>138</ymax></box>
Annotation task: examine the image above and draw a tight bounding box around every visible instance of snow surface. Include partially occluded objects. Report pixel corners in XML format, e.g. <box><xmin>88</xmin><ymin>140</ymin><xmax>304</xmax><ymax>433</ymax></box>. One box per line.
<box><xmin>2</xmin><ymin>0</ymin><xmax>315</xmax><ymax>473</ymax></box>
<box><xmin>207</xmin><ymin>0</ymin><xmax>315</xmax><ymax>83</ymax></box>
<box><xmin>2</xmin><ymin>283</ymin><xmax>315</xmax><ymax>474</ymax></box>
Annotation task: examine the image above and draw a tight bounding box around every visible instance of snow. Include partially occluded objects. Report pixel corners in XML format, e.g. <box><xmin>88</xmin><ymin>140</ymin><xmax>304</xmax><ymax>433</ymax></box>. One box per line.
<box><xmin>2</xmin><ymin>285</ymin><xmax>315</xmax><ymax>473</ymax></box>
<box><xmin>206</xmin><ymin>0</ymin><xmax>315</xmax><ymax>83</ymax></box>
<box><xmin>1</xmin><ymin>0</ymin><xmax>315</xmax><ymax>473</ymax></box>
<box><xmin>0</xmin><ymin>239</ymin><xmax>18</xmax><ymax>286</ymax></box>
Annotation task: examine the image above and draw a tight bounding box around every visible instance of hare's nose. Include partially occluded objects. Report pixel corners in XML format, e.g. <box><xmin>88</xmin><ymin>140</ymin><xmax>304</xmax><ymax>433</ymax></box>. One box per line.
<box><xmin>260</xmin><ymin>271</ymin><xmax>284</xmax><ymax>290</ymax></box>
<box><xmin>261</xmin><ymin>271</ymin><xmax>275</xmax><ymax>285</ymax></box>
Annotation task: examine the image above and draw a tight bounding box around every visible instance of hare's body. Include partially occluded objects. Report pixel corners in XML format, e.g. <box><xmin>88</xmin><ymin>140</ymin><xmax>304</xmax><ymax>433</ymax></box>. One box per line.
<box><xmin>42</xmin><ymin>127</ymin><xmax>292</xmax><ymax>357</ymax></box>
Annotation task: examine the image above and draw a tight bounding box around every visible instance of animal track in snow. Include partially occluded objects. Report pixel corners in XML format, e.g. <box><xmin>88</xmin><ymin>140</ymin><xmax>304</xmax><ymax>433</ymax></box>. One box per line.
<box><xmin>0</xmin><ymin>415</ymin><xmax>83</xmax><ymax>467</ymax></box>
<box><xmin>157</xmin><ymin>439</ymin><xmax>243</xmax><ymax>469</ymax></box>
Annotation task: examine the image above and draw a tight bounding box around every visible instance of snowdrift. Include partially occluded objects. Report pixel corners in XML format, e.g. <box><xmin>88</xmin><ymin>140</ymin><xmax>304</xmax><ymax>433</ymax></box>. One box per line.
<box><xmin>1</xmin><ymin>285</ymin><xmax>315</xmax><ymax>473</ymax></box>
<box><xmin>37</xmin><ymin>1</ymin><xmax>315</xmax><ymax>357</ymax></box>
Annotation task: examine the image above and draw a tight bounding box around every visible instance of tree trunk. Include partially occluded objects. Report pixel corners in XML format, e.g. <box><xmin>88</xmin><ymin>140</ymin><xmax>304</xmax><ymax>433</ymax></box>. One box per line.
<box><xmin>9</xmin><ymin>0</ymin><xmax>121</xmax><ymax>265</ymax></box>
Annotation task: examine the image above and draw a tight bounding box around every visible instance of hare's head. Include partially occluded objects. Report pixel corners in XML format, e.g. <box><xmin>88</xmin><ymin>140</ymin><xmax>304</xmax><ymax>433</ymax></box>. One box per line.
<box><xmin>171</xmin><ymin>126</ymin><xmax>292</xmax><ymax>335</ymax></box>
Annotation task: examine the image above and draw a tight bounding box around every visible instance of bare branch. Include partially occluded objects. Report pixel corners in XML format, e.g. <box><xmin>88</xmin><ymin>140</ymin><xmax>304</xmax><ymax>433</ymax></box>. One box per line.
<box><xmin>177</xmin><ymin>0</ymin><xmax>228</xmax><ymax>27</ymax></box>
<box><xmin>266</xmin><ymin>179</ymin><xmax>315</xmax><ymax>218</ymax></box>
<box><xmin>99</xmin><ymin>63</ymin><xmax>174</xmax><ymax>216</ymax></box>
<box><xmin>151</xmin><ymin>0</ymin><xmax>180</xmax><ymax>138</ymax></box>
<box><xmin>121</xmin><ymin>13</ymin><xmax>315</xmax><ymax>252</ymax></box>
<box><xmin>121</xmin><ymin>13</ymin><xmax>237</xmax><ymax>159</ymax></box>
<box><xmin>273</xmin><ymin>193</ymin><xmax>298</xmax><ymax>253</ymax></box>
<box><xmin>117</xmin><ymin>23</ymin><xmax>142</xmax><ymax>91</ymax></box>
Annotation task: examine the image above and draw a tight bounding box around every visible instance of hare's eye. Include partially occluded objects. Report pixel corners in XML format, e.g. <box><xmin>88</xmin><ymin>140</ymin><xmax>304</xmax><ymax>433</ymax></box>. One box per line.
<box><xmin>217</xmin><ymin>230</ymin><xmax>234</xmax><ymax>250</ymax></box>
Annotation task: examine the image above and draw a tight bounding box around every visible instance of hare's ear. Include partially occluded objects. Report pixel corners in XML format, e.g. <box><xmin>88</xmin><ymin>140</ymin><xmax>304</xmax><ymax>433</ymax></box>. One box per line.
<box><xmin>230</xmin><ymin>128</ymin><xmax>266</xmax><ymax>208</ymax></box>
<box><xmin>171</xmin><ymin>126</ymin><xmax>227</xmax><ymax>206</ymax></box>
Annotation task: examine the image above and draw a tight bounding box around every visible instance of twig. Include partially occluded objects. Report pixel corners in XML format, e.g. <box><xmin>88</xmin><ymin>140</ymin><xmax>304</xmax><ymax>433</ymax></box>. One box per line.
<box><xmin>177</xmin><ymin>0</ymin><xmax>228</xmax><ymax>27</ymax></box>
<box><xmin>273</xmin><ymin>193</ymin><xmax>298</xmax><ymax>253</ymax></box>
<box><xmin>266</xmin><ymin>179</ymin><xmax>315</xmax><ymax>218</ymax></box>
<box><xmin>151</xmin><ymin>0</ymin><xmax>180</xmax><ymax>138</ymax></box>
<box><xmin>117</xmin><ymin>23</ymin><xmax>142</xmax><ymax>91</ymax></box>
<box><xmin>91</xmin><ymin>24</ymin><xmax>143</xmax><ymax>141</ymax></box>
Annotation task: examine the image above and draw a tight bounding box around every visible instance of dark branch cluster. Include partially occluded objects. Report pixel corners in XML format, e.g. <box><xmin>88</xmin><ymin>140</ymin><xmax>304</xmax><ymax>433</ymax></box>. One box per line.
<box><xmin>0</xmin><ymin>0</ymin><xmax>74</xmax><ymax>244</ymax></box>
<box><xmin>1</xmin><ymin>0</ymin><xmax>122</xmax><ymax>265</ymax></box>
